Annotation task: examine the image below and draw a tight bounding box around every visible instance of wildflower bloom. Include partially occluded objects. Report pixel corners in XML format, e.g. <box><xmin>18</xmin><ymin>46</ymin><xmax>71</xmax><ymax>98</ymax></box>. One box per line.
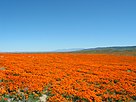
<box><xmin>0</xmin><ymin>53</ymin><xmax>135</xmax><ymax>101</ymax></box>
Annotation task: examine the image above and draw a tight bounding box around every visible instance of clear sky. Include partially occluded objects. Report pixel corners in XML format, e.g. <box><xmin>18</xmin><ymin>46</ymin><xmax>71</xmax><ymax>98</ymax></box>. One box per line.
<box><xmin>0</xmin><ymin>0</ymin><xmax>136</xmax><ymax>52</ymax></box>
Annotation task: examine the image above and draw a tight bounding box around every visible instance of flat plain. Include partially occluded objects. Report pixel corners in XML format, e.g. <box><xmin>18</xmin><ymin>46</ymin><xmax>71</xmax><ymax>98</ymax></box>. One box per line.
<box><xmin>0</xmin><ymin>53</ymin><xmax>136</xmax><ymax>101</ymax></box>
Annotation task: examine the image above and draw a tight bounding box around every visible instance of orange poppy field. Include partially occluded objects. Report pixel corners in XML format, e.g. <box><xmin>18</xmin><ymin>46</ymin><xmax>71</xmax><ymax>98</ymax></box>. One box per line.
<box><xmin>0</xmin><ymin>53</ymin><xmax>136</xmax><ymax>102</ymax></box>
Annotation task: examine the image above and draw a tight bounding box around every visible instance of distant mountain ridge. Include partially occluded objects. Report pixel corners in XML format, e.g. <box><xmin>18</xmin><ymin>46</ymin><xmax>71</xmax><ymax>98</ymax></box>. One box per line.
<box><xmin>55</xmin><ymin>48</ymin><xmax>84</xmax><ymax>52</ymax></box>
<box><xmin>70</xmin><ymin>46</ymin><xmax>136</xmax><ymax>56</ymax></box>
<box><xmin>82</xmin><ymin>46</ymin><xmax>136</xmax><ymax>51</ymax></box>
<box><xmin>55</xmin><ymin>46</ymin><xmax>136</xmax><ymax>52</ymax></box>
<box><xmin>1</xmin><ymin>46</ymin><xmax>136</xmax><ymax>56</ymax></box>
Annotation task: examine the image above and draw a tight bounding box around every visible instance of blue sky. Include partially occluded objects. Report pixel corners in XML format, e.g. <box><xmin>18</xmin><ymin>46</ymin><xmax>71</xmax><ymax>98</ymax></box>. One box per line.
<box><xmin>0</xmin><ymin>0</ymin><xmax>136</xmax><ymax>52</ymax></box>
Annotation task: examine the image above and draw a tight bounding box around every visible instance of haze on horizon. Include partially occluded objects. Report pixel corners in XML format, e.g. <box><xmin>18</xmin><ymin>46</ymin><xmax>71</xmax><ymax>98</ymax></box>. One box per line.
<box><xmin>0</xmin><ymin>0</ymin><xmax>136</xmax><ymax>52</ymax></box>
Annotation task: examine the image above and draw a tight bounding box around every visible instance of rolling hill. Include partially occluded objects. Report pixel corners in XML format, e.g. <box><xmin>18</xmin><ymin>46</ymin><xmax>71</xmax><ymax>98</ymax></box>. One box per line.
<box><xmin>71</xmin><ymin>46</ymin><xmax>136</xmax><ymax>56</ymax></box>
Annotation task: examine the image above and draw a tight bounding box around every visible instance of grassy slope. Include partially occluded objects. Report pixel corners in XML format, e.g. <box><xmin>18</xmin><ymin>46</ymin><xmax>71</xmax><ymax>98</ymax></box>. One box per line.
<box><xmin>71</xmin><ymin>46</ymin><xmax>136</xmax><ymax>56</ymax></box>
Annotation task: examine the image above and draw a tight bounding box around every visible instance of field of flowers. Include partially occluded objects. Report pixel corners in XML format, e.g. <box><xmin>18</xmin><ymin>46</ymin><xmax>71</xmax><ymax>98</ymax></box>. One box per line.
<box><xmin>0</xmin><ymin>53</ymin><xmax>136</xmax><ymax>102</ymax></box>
